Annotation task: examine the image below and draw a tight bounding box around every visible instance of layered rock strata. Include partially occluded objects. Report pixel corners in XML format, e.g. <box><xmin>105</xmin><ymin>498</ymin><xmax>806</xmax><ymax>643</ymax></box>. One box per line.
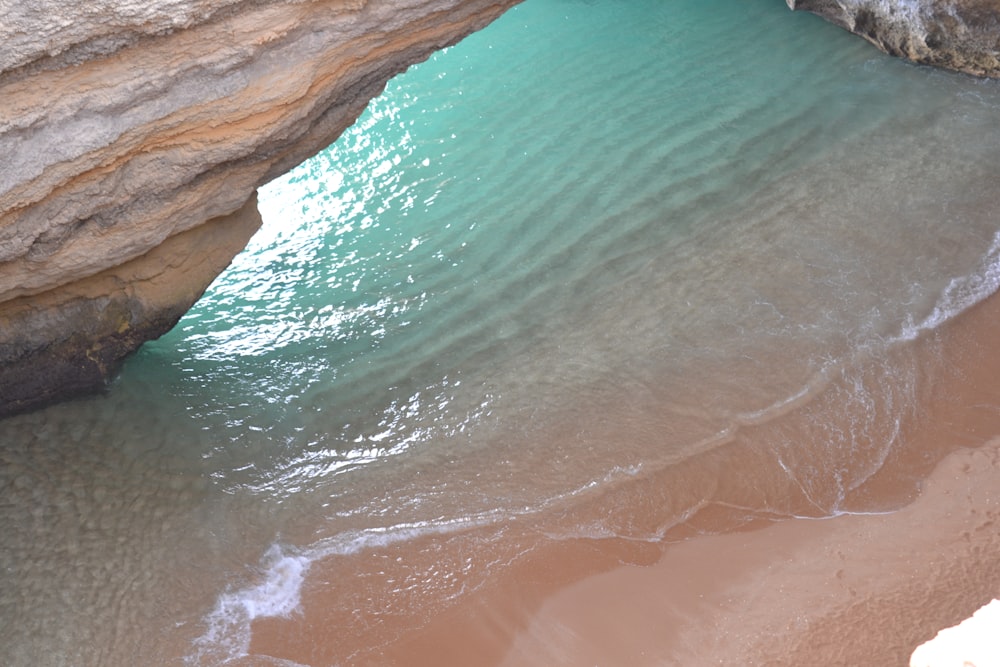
<box><xmin>2</xmin><ymin>0</ymin><xmax>999</xmax><ymax>417</ymax></box>
<box><xmin>0</xmin><ymin>0</ymin><xmax>520</xmax><ymax>417</ymax></box>
<box><xmin>787</xmin><ymin>0</ymin><xmax>1000</xmax><ymax>76</ymax></box>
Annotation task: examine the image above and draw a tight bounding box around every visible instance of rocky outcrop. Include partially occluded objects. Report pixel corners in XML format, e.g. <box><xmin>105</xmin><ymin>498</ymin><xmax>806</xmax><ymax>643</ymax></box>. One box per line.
<box><xmin>1</xmin><ymin>0</ymin><xmax>998</xmax><ymax>417</ymax></box>
<box><xmin>0</xmin><ymin>196</ymin><xmax>261</xmax><ymax>414</ymax></box>
<box><xmin>787</xmin><ymin>0</ymin><xmax>1000</xmax><ymax>76</ymax></box>
<box><xmin>0</xmin><ymin>0</ymin><xmax>520</xmax><ymax>417</ymax></box>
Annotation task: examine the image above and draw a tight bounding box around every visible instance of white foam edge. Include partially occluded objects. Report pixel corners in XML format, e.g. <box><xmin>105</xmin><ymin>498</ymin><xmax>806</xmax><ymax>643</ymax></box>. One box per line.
<box><xmin>898</xmin><ymin>229</ymin><xmax>1000</xmax><ymax>342</ymax></box>
<box><xmin>185</xmin><ymin>514</ymin><xmax>499</xmax><ymax>666</ymax></box>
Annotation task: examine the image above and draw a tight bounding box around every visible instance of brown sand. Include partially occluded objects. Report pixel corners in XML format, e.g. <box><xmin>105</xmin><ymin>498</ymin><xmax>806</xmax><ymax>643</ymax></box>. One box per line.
<box><xmin>372</xmin><ymin>440</ymin><xmax>1000</xmax><ymax>667</ymax></box>
<box><xmin>246</xmin><ymin>289</ymin><xmax>1000</xmax><ymax>666</ymax></box>
<box><xmin>376</xmin><ymin>291</ymin><xmax>1000</xmax><ymax>667</ymax></box>
<box><xmin>495</xmin><ymin>440</ymin><xmax>1000</xmax><ymax>666</ymax></box>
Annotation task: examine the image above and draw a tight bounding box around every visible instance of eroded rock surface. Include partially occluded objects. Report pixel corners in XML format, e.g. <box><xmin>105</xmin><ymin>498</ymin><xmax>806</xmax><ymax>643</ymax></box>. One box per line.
<box><xmin>787</xmin><ymin>0</ymin><xmax>1000</xmax><ymax>76</ymax></box>
<box><xmin>0</xmin><ymin>0</ymin><xmax>520</xmax><ymax>416</ymax></box>
<box><xmin>1</xmin><ymin>0</ymin><xmax>999</xmax><ymax>417</ymax></box>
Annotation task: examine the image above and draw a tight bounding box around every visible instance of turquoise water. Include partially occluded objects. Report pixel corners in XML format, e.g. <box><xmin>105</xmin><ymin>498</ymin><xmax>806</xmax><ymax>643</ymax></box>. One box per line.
<box><xmin>3</xmin><ymin>1</ymin><xmax>1000</xmax><ymax>664</ymax></box>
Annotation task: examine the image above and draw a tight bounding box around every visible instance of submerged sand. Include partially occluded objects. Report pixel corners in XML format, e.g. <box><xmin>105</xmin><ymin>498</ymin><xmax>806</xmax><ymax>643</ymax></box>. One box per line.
<box><xmin>241</xmin><ymin>288</ymin><xmax>1000</xmax><ymax>667</ymax></box>
<box><xmin>363</xmin><ymin>434</ymin><xmax>1000</xmax><ymax>667</ymax></box>
<box><xmin>382</xmin><ymin>291</ymin><xmax>1000</xmax><ymax>665</ymax></box>
<box><xmin>495</xmin><ymin>439</ymin><xmax>1000</xmax><ymax>666</ymax></box>
<box><xmin>495</xmin><ymin>293</ymin><xmax>1000</xmax><ymax>666</ymax></box>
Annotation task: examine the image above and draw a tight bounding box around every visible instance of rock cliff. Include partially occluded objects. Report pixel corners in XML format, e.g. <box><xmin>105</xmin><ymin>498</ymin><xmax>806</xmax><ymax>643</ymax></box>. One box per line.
<box><xmin>1</xmin><ymin>0</ymin><xmax>998</xmax><ymax>417</ymax></box>
<box><xmin>787</xmin><ymin>0</ymin><xmax>1000</xmax><ymax>76</ymax></box>
<box><xmin>0</xmin><ymin>0</ymin><xmax>521</xmax><ymax>416</ymax></box>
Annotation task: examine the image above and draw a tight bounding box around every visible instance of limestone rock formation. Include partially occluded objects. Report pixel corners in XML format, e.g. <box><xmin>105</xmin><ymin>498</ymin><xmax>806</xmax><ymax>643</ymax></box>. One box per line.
<box><xmin>0</xmin><ymin>0</ymin><xmax>520</xmax><ymax>417</ymax></box>
<box><xmin>1</xmin><ymin>0</ymin><xmax>998</xmax><ymax>417</ymax></box>
<box><xmin>787</xmin><ymin>0</ymin><xmax>1000</xmax><ymax>76</ymax></box>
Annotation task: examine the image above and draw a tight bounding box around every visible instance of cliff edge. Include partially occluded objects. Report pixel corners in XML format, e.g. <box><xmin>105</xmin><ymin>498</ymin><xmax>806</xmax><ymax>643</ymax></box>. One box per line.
<box><xmin>787</xmin><ymin>0</ymin><xmax>1000</xmax><ymax>76</ymax></box>
<box><xmin>1</xmin><ymin>0</ymin><xmax>998</xmax><ymax>417</ymax></box>
<box><xmin>0</xmin><ymin>0</ymin><xmax>521</xmax><ymax>416</ymax></box>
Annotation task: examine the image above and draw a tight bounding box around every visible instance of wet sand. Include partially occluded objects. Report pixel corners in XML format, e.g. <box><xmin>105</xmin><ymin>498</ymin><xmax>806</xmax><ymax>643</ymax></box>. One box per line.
<box><xmin>244</xmin><ymin>287</ymin><xmax>1000</xmax><ymax>666</ymax></box>
<box><xmin>394</xmin><ymin>288</ymin><xmax>1000</xmax><ymax>666</ymax></box>
<box><xmin>495</xmin><ymin>438</ymin><xmax>1000</xmax><ymax>666</ymax></box>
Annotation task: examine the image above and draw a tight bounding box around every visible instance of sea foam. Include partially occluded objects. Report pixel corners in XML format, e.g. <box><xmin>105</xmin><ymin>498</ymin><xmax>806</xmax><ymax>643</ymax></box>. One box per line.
<box><xmin>186</xmin><ymin>516</ymin><xmax>499</xmax><ymax>665</ymax></box>
<box><xmin>899</xmin><ymin>229</ymin><xmax>1000</xmax><ymax>341</ymax></box>
<box><xmin>187</xmin><ymin>544</ymin><xmax>310</xmax><ymax>665</ymax></box>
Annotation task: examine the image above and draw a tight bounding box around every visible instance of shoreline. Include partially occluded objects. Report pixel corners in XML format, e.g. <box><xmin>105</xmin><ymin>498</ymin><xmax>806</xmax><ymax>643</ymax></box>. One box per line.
<box><xmin>496</xmin><ymin>437</ymin><xmax>1000</xmax><ymax>666</ymax></box>
<box><xmin>241</xmin><ymin>287</ymin><xmax>1000</xmax><ymax>666</ymax></box>
<box><xmin>374</xmin><ymin>289</ymin><xmax>1000</xmax><ymax>665</ymax></box>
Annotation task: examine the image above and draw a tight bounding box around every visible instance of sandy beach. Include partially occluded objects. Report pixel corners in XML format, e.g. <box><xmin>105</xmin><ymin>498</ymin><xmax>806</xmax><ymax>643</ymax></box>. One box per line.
<box><xmin>348</xmin><ymin>287</ymin><xmax>1000</xmax><ymax>666</ymax></box>
<box><xmin>494</xmin><ymin>439</ymin><xmax>1000</xmax><ymax>666</ymax></box>
<box><xmin>242</xmin><ymin>290</ymin><xmax>1000</xmax><ymax>666</ymax></box>
<box><xmin>6</xmin><ymin>4</ymin><xmax>1000</xmax><ymax>666</ymax></box>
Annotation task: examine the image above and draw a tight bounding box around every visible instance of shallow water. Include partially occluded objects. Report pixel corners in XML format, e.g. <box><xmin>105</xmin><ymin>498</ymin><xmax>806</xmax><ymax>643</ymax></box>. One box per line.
<box><xmin>3</xmin><ymin>0</ymin><xmax>1000</xmax><ymax>665</ymax></box>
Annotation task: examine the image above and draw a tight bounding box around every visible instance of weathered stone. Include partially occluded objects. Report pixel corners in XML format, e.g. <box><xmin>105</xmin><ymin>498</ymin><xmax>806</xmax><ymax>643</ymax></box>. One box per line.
<box><xmin>0</xmin><ymin>195</ymin><xmax>261</xmax><ymax>416</ymax></box>
<box><xmin>0</xmin><ymin>0</ymin><xmax>521</xmax><ymax>416</ymax></box>
<box><xmin>1</xmin><ymin>0</ymin><xmax>998</xmax><ymax>417</ymax></box>
<box><xmin>787</xmin><ymin>0</ymin><xmax>1000</xmax><ymax>76</ymax></box>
